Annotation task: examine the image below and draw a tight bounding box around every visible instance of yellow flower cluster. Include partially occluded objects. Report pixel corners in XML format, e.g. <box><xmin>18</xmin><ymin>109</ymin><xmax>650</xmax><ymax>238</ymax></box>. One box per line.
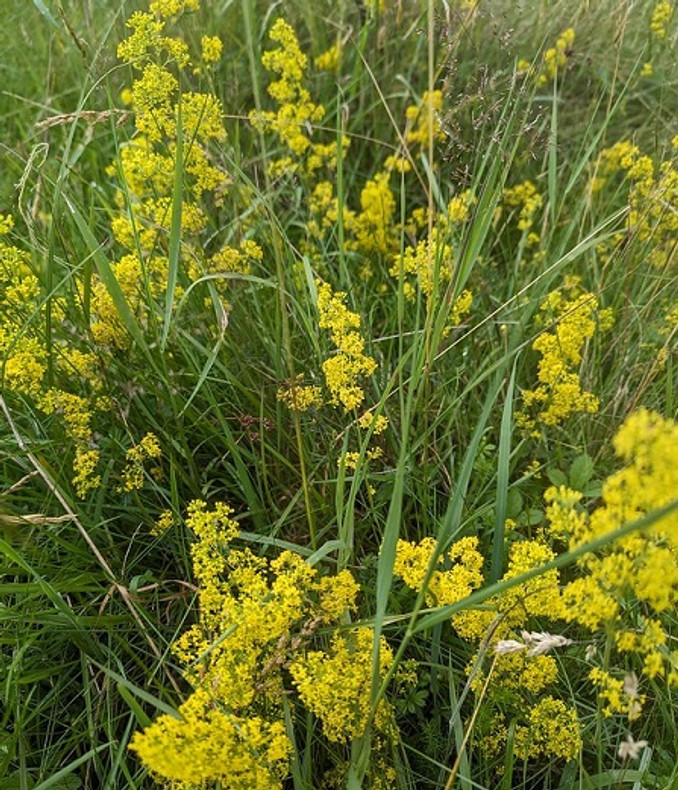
<box><xmin>489</xmin><ymin>650</ymin><xmax>559</xmax><ymax>694</ymax></box>
<box><xmin>306</xmin><ymin>179</ymin><xmax>338</xmax><ymax>240</ymax></box>
<box><xmin>305</xmin><ymin>91</ymin><xmax>462</xmax><ymax>269</ymax></box>
<box><xmin>517</xmin><ymin>281</ymin><xmax>612</xmax><ymax>433</ymax></box>
<box><xmin>308</xmin><ymin>94</ymin><xmax>461</xmax><ymax>267</ymax></box>
<box><xmin>201</xmin><ymin>34</ymin><xmax>222</xmax><ymax>64</ymax></box>
<box><xmin>497</xmin><ymin>539</ymin><xmax>566</xmax><ymax>624</ymax></box>
<box><xmin>405</xmin><ymin>90</ymin><xmax>446</xmax><ymax>148</ymax></box>
<box><xmin>1</xmin><ymin>217</ymin><xmax>106</xmax><ymax>497</ymax></box>
<box><xmin>118</xmin><ymin>11</ymin><xmax>190</xmax><ymax>74</ymax></box>
<box><xmin>447</xmin><ymin>189</ymin><xmax>475</xmax><ymax>224</ymax></box>
<box><xmin>90</xmin><ymin>254</ymin><xmax>163</xmax><ymax>347</ymax></box>
<box><xmin>513</xmin><ymin>697</ymin><xmax>581</xmax><ymax>760</ymax></box>
<box><xmin>338</xmin><ymin>447</ymin><xmax>383</xmax><ymax>471</ymax></box>
<box><xmin>388</xmin><ymin>220</ymin><xmax>473</xmax><ymax>330</ymax></box>
<box><xmin>276</xmin><ymin>375</ymin><xmax>323</xmax><ymax>412</ymax></box>
<box><xmin>543</xmin><ymin>409</ymin><xmax>678</xmax><ymax>717</ymax></box>
<box><xmin>41</xmin><ymin>389</ymin><xmax>101</xmax><ymax>497</ymax></box>
<box><xmin>151</xmin><ymin>508</ymin><xmax>174</xmax><ymax>536</ymax></box>
<box><xmin>391</xmin><ymin>231</ymin><xmax>453</xmax><ymax>300</ymax></box>
<box><xmin>316</xmin><ymin>280</ymin><xmax>377</xmax><ymax>411</ymax></box>
<box><xmin>131</xmin><ymin>500</ymin><xmax>396</xmax><ymax>786</ymax></box>
<box><xmin>518</xmin><ymin>28</ymin><xmax>575</xmax><ymax>85</ymax></box>
<box><xmin>315</xmin><ymin>42</ymin><xmax>342</xmax><ymax>72</ymax></box>
<box><xmin>394</xmin><ymin>535</ymin><xmax>484</xmax><ymax>608</ymax></box>
<box><xmin>358</xmin><ymin>410</ymin><xmax>389</xmax><ymax>434</ymax></box>
<box><xmin>502</xmin><ymin>180</ymin><xmax>543</xmax><ymax>231</ymax></box>
<box><xmin>0</xmin><ymin>213</ymin><xmax>14</xmax><ymax>234</ymax></box>
<box><xmin>350</xmin><ymin>172</ymin><xmax>397</xmax><ymax>256</ymax></box>
<box><xmin>592</xmin><ymin>139</ymin><xmax>678</xmax><ymax>268</ymax></box>
<box><xmin>250</xmin><ymin>19</ymin><xmax>348</xmax><ymax>177</ymax></box>
<box><xmin>149</xmin><ymin>0</ymin><xmax>199</xmax><ymax>17</ymax></box>
<box><xmin>588</xmin><ymin>667</ymin><xmax>644</xmax><ymax>719</ymax></box>
<box><xmin>290</xmin><ymin>628</ymin><xmax>394</xmax><ymax>742</ymax></box>
<box><xmin>98</xmin><ymin>0</ymin><xmax>241</xmax><ymax>347</ymax></box>
<box><xmin>306</xmin><ymin>170</ymin><xmax>398</xmax><ymax>266</ymax></box>
<box><xmin>448</xmin><ymin>289</ymin><xmax>473</xmax><ymax>327</ymax></box>
<box><xmin>1</xmin><ymin>227</ymin><xmax>45</xmax><ymax>398</ymax></box>
<box><xmin>650</xmin><ymin>1</ymin><xmax>673</xmax><ymax>38</ymax></box>
<box><xmin>118</xmin><ymin>432</ymin><xmax>163</xmax><ymax>492</ymax></box>
<box><xmin>395</xmin><ymin>533</ymin><xmax>581</xmax><ymax>763</ymax></box>
<box><xmin>131</xmin><ymin>689</ymin><xmax>291</xmax><ymax>789</ymax></box>
<box><xmin>187</xmin><ymin>238</ymin><xmax>263</xmax><ymax>306</ymax></box>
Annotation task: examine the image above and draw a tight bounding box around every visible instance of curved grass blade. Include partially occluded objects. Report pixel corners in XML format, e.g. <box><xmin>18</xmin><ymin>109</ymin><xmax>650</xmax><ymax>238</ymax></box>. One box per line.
<box><xmin>161</xmin><ymin>101</ymin><xmax>183</xmax><ymax>350</ymax></box>
<box><xmin>65</xmin><ymin>196</ymin><xmax>154</xmax><ymax>363</ymax></box>
<box><xmin>490</xmin><ymin>362</ymin><xmax>516</xmax><ymax>583</ymax></box>
<box><xmin>414</xmin><ymin>497</ymin><xmax>678</xmax><ymax>634</ymax></box>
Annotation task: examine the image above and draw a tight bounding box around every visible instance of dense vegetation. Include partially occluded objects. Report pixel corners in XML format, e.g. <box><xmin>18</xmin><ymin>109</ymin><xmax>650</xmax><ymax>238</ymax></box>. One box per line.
<box><xmin>1</xmin><ymin>1</ymin><xmax>677</xmax><ymax>788</ymax></box>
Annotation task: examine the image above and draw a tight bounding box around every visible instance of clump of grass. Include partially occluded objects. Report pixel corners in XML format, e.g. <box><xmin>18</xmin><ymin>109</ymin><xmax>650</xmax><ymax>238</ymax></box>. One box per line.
<box><xmin>1</xmin><ymin>0</ymin><xmax>678</xmax><ymax>788</ymax></box>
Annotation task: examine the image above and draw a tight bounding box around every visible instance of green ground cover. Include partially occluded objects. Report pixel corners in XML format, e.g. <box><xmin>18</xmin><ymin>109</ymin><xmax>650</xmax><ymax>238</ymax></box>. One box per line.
<box><xmin>1</xmin><ymin>1</ymin><xmax>678</xmax><ymax>788</ymax></box>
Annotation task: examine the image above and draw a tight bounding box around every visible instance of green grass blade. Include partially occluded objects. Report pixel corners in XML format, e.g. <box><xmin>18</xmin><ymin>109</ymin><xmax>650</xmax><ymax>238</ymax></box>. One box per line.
<box><xmin>414</xmin><ymin>497</ymin><xmax>678</xmax><ymax>634</ymax></box>
<box><xmin>31</xmin><ymin>0</ymin><xmax>60</xmax><ymax>29</ymax></box>
<box><xmin>94</xmin><ymin>664</ymin><xmax>181</xmax><ymax>719</ymax></box>
<box><xmin>160</xmin><ymin>100</ymin><xmax>184</xmax><ymax>350</ymax></box>
<box><xmin>64</xmin><ymin>196</ymin><xmax>154</xmax><ymax>362</ymax></box>
<box><xmin>117</xmin><ymin>683</ymin><xmax>152</xmax><ymax>728</ymax></box>
<box><xmin>33</xmin><ymin>744</ymin><xmax>110</xmax><ymax>790</ymax></box>
<box><xmin>548</xmin><ymin>80</ymin><xmax>558</xmax><ymax>227</ymax></box>
<box><xmin>490</xmin><ymin>362</ymin><xmax>516</xmax><ymax>583</ymax></box>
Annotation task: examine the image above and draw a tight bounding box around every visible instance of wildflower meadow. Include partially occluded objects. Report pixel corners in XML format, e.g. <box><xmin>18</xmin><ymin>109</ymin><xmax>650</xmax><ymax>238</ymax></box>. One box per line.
<box><xmin>2</xmin><ymin>0</ymin><xmax>678</xmax><ymax>788</ymax></box>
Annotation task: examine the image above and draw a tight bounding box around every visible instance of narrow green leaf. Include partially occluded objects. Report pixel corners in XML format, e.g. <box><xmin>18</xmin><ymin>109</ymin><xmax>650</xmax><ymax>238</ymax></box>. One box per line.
<box><xmin>31</xmin><ymin>0</ymin><xmax>60</xmax><ymax>28</ymax></box>
<box><xmin>446</xmin><ymin>678</ymin><xmax>472</xmax><ymax>790</ymax></box>
<box><xmin>65</xmin><ymin>196</ymin><xmax>153</xmax><ymax>360</ymax></box>
<box><xmin>500</xmin><ymin>720</ymin><xmax>516</xmax><ymax>790</ymax></box>
<box><xmin>414</xmin><ymin>497</ymin><xmax>678</xmax><ymax>633</ymax></box>
<box><xmin>346</xmin><ymin>766</ymin><xmax>363</xmax><ymax>790</ymax></box>
<box><xmin>161</xmin><ymin>100</ymin><xmax>184</xmax><ymax>349</ymax></box>
<box><xmin>93</xmin><ymin>664</ymin><xmax>181</xmax><ymax>719</ymax></box>
<box><xmin>32</xmin><ymin>745</ymin><xmax>109</xmax><ymax>790</ymax></box>
<box><xmin>0</xmin><ymin>539</ymin><xmax>85</xmax><ymax>632</ymax></box>
<box><xmin>547</xmin><ymin>79</ymin><xmax>558</xmax><ymax>227</ymax></box>
<box><xmin>282</xmin><ymin>696</ymin><xmax>305</xmax><ymax>790</ymax></box>
<box><xmin>438</xmin><ymin>370</ymin><xmax>506</xmax><ymax>548</ymax></box>
<box><xmin>372</xmin><ymin>457</ymin><xmax>406</xmax><ymax>667</ymax></box>
<box><xmin>490</xmin><ymin>364</ymin><xmax>516</xmax><ymax>583</ymax></box>
<box><xmin>307</xmin><ymin>540</ymin><xmax>344</xmax><ymax>567</ymax></box>
<box><xmin>177</xmin><ymin>332</ymin><xmax>224</xmax><ymax>418</ymax></box>
<box><xmin>117</xmin><ymin>682</ymin><xmax>152</xmax><ymax>728</ymax></box>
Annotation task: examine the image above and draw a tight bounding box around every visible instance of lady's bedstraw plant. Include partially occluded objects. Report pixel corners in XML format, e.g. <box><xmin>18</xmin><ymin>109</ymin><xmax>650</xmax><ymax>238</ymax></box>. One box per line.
<box><xmin>130</xmin><ymin>500</ymin><xmax>398</xmax><ymax>789</ymax></box>
<box><xmin>0</xmin><ymin>214</ymin><xmax>105</xmax><ymax>496</ymax></box>
<box><xmin>592</xmin><ymin>137</ymin><xmax>678</xmax><ymax>269</ymax></box>
<box><xmin>316</xmin><ymin>280</ymin><xmax>377</xmax><ymax>412</ymax></box>
<box><xmin>249</xmin><ymin>18</ymin><xmax>346</xmax><ymax>180</ymax></box>
<box><xmin>0</xmin><ymin>0</ymin><xmax>264</xmax><ymax>500</ymax></box>
<box><xmin>395</xmin><ymin>532</ymin><xmax>583</xmax><ymax>762</ymax></box>
<box><xmin>277</xmin><ymin>280</ymin><xmax>377</xmax><ymax>414</ymax></box>
<box><xmin>278</xmin><ymin>279</ymin><xmax>387</xmax><ymax>478</ymax></box>
<box><xmin>99</xmin><ymin>0</ymin><xmax>263</xmax><ymax>347</ymax></box>
<box><xmin>132</xmin><ymin>409</ymin><xmax>678</xmax><ymax>784</ymax></box>
<box><xmin>517</xmin><ymin>28</ymin><xmax>575</xmax><ymax>85</ymax></box>
<box><xmin>642</xmin><ymin>1</ymin><xmax>674</xmax><ymax>73</ymax></box>
<box><xmin>0</xmin><ymin>217</ymin><xmax>164</xmax><ymax>498</ymax></box>
<box><xmin>547</xmin><ymin>409</ymin><xmax>678</xmax><ymax>712</ymax></box>
<box><xmin>6</xmin><ymin>0</ymin><xmax>678</xmax><ymax>786</ymax></box>
<box><xmin>517</xmin><ymin>277</ymin><xmax>614</xmax><ymax>435</ymax></box>
<box><xmin>394</xmin><ymin>407</ymin><xmax>678</xmax><ymax>762</ymax></box>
